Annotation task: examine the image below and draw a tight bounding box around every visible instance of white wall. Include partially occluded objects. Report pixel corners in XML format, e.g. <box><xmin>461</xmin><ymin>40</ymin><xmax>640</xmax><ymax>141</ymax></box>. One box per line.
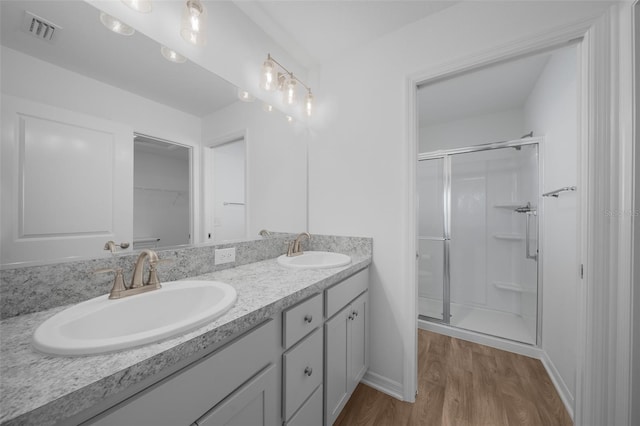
<box><xmin>523</xmin><ymin>47</ymin><xmax>578</xmax><ymax>406</ymax></box>
<box><xmin>309</xmin><ymin>1</ymin><xmax>610</xmax><ymax>398</ymax></box>
<box><xmin>202</xmin><ymin>101</ymin><xmax>308</xmax><ymax>238</ymax></box>
<box><xmin>419</xmin><ymin>108</ymin><xmax>524</xmax><ymax>153</ymax></box>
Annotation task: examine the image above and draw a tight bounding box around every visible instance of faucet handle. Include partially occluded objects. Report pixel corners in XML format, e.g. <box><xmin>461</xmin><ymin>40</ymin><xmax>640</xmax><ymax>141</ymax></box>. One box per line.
<box><xmin>94</xmin><ymin>268</ymin><xmax>128</xmax><ymax>299</ymax></box>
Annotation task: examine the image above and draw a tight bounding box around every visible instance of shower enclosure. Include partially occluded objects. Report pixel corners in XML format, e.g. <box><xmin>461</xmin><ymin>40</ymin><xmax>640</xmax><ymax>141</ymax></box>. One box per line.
<box><xmin>417</xmin><ymin>139</ymin><xmax>540</xmax><ymax>345</ymax></box>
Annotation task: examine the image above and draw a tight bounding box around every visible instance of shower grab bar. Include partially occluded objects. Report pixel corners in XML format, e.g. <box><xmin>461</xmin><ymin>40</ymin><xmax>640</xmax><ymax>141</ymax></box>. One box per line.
<box><xmin>542</xmin><ymin>186</ymin><xmax>576</xmax><ymax>198</ymax></box>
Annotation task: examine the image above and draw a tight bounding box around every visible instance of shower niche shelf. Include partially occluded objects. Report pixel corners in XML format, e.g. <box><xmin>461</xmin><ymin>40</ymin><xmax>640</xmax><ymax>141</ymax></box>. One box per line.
<box><xmin>493</xmin><ymin>281</ymin><xmax>536</xmax><ymax>293</ymax></box>
<box><xmin>493</xmin><ymin>234</ymin><xmax>524</xmax><ymax>241</ymax></box>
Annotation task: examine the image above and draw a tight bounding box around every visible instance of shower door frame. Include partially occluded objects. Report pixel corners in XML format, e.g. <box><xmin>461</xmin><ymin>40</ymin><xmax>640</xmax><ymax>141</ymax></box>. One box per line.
<box><xmin>417</xmin><ymin>136</ymin><xmax>544</xmax><ymax>347</ymax></box>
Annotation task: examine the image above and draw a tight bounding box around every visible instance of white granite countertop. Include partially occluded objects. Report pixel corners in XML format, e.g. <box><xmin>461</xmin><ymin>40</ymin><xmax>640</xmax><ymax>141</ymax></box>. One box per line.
<box><xmin>0</xmin><ymin>255</ymin><xmax>371</xmax><ymax>426</ymax></box>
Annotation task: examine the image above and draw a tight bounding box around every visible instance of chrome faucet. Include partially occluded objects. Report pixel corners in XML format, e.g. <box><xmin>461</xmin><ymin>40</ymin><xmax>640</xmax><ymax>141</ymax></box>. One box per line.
<box><xmin>287</xmin><ymin>232</ymin><xmax>311</xmax><ymax>257</ymax></box>
<box><xmin>95</xmin><ymin>249</ymin><xmax>170</xmax><ymax>299</ymax></box>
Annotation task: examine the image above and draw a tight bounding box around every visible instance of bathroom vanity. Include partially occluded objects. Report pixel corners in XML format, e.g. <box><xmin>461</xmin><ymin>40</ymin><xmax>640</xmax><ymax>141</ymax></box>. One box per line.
<box><xmin>0</xmin><ymin>241</ymin><xmax>371</xmax><ymax>426</ymax></box>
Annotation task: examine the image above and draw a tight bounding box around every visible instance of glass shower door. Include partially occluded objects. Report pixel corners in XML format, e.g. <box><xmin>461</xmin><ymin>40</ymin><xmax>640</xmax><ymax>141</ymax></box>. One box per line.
<box><xmin>448</xmin><ymin>145</ymin><xmax>538</xmax><ymax>344</ymax></box>
<box><xmin>417</xmin><ymin>158</ymin><xmax>447</xmax><ymax>322</ymax></box>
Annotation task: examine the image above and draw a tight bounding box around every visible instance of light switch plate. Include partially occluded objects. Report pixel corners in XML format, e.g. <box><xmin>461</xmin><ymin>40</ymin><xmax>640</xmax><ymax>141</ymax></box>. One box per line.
<box><xmin>214</xmin><ymin>247</ymin><xmax>236</xmax><ymax>265</ymax></box>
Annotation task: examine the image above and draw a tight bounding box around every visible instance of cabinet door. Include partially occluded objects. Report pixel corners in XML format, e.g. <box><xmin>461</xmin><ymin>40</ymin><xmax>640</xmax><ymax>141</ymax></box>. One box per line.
<box><xmin>324</xmin><ymin>306</ymin><xmax>350</xmax><ymax>426</ymax></box>
<box><xmin>348</xmin><ymin>291</ymin><xmax>368</xmax><ymax>394</ymax></box>
<box><xmin>196</xmin><ymin>364</ymin><xmax>278</xmax><ymax>426</ymax></box>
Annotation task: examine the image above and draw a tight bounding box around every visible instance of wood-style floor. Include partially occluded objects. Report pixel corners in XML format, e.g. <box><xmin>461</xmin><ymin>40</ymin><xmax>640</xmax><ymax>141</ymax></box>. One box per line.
<box><xmin>334</xmin><ymin>330</ymin><xmax>572</xmax><ymax>426</ymax></box>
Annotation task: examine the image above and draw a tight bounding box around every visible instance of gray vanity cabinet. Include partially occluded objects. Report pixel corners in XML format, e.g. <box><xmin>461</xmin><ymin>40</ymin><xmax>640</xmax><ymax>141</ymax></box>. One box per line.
<box><xmin>193</xmin><ymin>364</ymin><xmax>278</xmax><ymax>426</ymax></box>
<box><xmin>324</xmin><ymin>269</ymin><xmax>369</xmax><ymax>426</ymax></box>
<box><xmin>87</xmin><ymin>320</ymin><xmax>278</xmax><ymax>426</ymax></box>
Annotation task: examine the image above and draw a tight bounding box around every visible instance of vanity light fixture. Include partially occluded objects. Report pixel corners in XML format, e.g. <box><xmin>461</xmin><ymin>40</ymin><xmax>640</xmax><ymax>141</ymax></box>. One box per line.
<box><xmin>181</xmin><ymin>0</ymin><xmax>206</xmax><ymax>46</ymax></box>
<box><xmin>99</xmin><ymin>12</ymin><xmax>135</xmax><ymax>36</ymax></box>
<box><xmin>260</xmin><ymin>53</ymin><xmax>314</xmax><ymax>117</ymax></box>
<box><xmin>237</xmin><ymin>88</ymin><xmax>255</xmax><ymax>102</ymax></box>
<box><xmin>160</xmin><ymin>46</ymin><xmax>186</xmax><ymax>63</ymax></box>
<box><xmin>121</xmin><ymin>0</ymin><xmax>152</xmax><ymax>13</ymax></box>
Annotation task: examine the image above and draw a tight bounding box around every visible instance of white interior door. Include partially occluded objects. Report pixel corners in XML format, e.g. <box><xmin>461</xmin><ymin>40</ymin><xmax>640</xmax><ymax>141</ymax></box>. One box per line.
<box><xmin>1</xmin><ymin>95</ymin><xmax>133</xmax><ymax>265</ymax></box>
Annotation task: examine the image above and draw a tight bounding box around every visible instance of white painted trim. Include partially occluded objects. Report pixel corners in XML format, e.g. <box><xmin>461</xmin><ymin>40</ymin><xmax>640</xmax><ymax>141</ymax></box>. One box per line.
<box><xmin>403</xmin><ymin>71</ymin><xmax>418</xmax><ymax>403</ymax></box>
<box><xmin>360</xmin><ymin>371</ymin><xmax>404</xmax><ymax>401</ymax></box>
<box><xmin>540</xmin><ymin>351</ymin><xmax>575</xmax><ymax>420</ymax></box>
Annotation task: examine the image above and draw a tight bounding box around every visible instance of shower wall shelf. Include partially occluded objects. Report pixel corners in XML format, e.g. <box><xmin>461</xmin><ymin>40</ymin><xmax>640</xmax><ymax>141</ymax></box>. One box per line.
<box><xmin>493</xmin><ymin>234</ymin><xmax>524</xmax><ymax>240</ymax></box>
<box><xmin>493</xmin><ymin>202</ymin><xmax>529</xmax><ymax>209</ymax></box>
<box><xmin>493</xmin><ymin>281</ymin><xmax>536</xmax><ymax>293</ymax></box>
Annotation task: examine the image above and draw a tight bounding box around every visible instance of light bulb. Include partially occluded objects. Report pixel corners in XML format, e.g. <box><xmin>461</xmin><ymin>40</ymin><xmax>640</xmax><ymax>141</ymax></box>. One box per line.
<box><xmin>237</xmin><ymin>88</ymin><xmax>255</xmax><ymax>102</ymax></box>
<box><xmin>305</xmin><ymin>90</ymin><xmax>314</xmax><ymax>117</ymax></box>
<box><xmin>284</xmin><ymin>76</ymin><xmax>297</xmax><ymax>105</ymax></box>
<box><xmin>121</xmin><ymin>0</ymin><xmax>152</xmax><ymax>13</ymax></box>
<box><xmin>161</xmin><ymin>46</ymin><xmax>186</xmax><ymax>63</ymax></box>
<box><xmin>99</xmin><ymin>12</ymin><xmax>135</xmax><ymax>36</ymax></box>
<box><xmin>181</xmin><ymin>0</ymin><xmax>206</xmax><ymax>46</ymax></box>
<box><xmin>260</xmin><ymin>57</ymin><xmax>277</xmax><ymax>91</ymax></box>
<box><xmin>263</xmin><ymin>103</ymin><xmax>274</xmax><ymax>112</ymax></box>
<box><xmin>286</xmin><ymin>115</ymin><xmax>294</xmax><ymax>123</ymax></box>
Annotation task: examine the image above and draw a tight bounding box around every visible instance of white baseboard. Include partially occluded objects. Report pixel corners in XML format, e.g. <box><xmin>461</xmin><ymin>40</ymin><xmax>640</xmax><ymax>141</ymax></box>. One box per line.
<box><xmin>361</xmin><ymin>370</ymin><xmax>404</xmax><ymax>401</ymax></box>
<box><xmin>540</xmin><ymin>351</ymin><xmax>575</xmax><ymax>420</ymax></box>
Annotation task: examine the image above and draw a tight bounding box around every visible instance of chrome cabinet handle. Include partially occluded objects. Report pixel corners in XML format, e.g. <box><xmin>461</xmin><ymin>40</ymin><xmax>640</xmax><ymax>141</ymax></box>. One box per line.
<box><xmin>304</xmin><ymin>315</ymin><xmax>313</xmax><ymax>323</ymax></box>
<box><xmin>304</xmin><ymin>367</ymin><xmax>313</xmax><ymax>377</ymax></box>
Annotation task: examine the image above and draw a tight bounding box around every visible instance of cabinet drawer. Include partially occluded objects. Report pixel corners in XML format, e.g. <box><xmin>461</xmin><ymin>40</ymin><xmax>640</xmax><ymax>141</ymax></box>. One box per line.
<box><xmin>325</xmin><ymin>268</ymin><xmax>368</xmax><ymax>319</ymax></box>
<box><xmin>283</xmin><ymin>293</ymin><xmax>323</xmax><ymax>348</ymax></box>
<box><xmin>90</xmin><ymin>320</ymin><xmax>277</xmax><ymax>426</ymax></box>
<box><xmin>285</xmin><ymin>384</ymin><xmax>323</xmax><ymax>426</ymax></box>
<box><xmin>283</xmin><ymin>328</ymin><xmax>323</xmax><ymax>421</ymax></box>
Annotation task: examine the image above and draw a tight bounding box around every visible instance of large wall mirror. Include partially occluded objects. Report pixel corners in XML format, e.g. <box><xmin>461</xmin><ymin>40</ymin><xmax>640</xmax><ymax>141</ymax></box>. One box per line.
<box><xmin>0</xmin><ymin>0</ymin><xmax>308</xmax><ymax>266</ymax></box>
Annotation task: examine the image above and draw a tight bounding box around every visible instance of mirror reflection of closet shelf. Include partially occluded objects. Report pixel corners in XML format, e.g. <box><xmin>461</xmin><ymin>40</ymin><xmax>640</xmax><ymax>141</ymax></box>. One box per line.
<box><xmin>493</xmin><ymin>202</ymin><xmax>529</xmax><ymax>209</ymax></box>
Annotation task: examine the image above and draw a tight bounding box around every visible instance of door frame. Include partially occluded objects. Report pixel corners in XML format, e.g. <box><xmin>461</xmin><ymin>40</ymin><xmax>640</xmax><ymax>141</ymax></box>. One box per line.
<box><xmin>405</xmin><ymin>5</ymin><xmax>634</xmax><ymax>425</ymax></box>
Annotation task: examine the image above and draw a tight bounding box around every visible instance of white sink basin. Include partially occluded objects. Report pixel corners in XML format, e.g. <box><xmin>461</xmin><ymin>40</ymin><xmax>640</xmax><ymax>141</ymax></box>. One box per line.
<box><xmin>277</xmin><ymin>251</ymin><xmax>351</xmax><ymax>269</ymax></box>
<box><xmin>33</xmin><ymin>280</ymin><xmax>237</xmax><ymax>356</ymax></box>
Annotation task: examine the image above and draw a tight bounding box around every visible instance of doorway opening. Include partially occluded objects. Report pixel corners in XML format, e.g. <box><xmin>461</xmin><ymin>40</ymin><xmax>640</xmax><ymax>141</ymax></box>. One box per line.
<box><xmin>204</xmin><ymin>136</ymin><xmax>247</xmax><ymax>243</ymax></box>
<box><xmin>133</xmin><ymin>133</ymin><xmax>191</xmax><ymax>250</ymax></box>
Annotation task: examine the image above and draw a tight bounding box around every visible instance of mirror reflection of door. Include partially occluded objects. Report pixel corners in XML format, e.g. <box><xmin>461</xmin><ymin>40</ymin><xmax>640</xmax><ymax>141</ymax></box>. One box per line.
<box><xmin>208</xmin><ymin>138</ymin><xmax>246</xmax><ymax>242</ymax></box>
<box><xmin>133</xmin><ymin>134</ymin><xmax>191</xmax><ymax>249</ymax></box>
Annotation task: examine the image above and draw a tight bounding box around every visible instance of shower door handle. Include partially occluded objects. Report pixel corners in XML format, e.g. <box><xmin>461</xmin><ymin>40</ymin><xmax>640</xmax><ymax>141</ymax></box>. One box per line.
<box><xmin>525</xmin><ymin>211</ymin><xmax>538</xmax><ymax>261</ymax></box>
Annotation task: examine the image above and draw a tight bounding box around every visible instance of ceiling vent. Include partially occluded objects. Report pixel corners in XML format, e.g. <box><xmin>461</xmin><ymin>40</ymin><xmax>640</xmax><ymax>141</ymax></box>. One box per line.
<box><xmin>22</xmin><ymin>11</ymin><xmax>61</xmax><ymax>42</ymax></box>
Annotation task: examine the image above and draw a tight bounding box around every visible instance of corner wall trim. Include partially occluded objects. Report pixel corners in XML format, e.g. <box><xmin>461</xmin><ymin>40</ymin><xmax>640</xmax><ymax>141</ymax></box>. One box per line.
<box><xmin>540</xmin><ymin>351</ymin><xmax>575</xmax><ymax>420</ymax></box>
<box><xmin>361</xmin><ymin>371</ymin><xmax>404</xmax><ymax>401</ymax></box>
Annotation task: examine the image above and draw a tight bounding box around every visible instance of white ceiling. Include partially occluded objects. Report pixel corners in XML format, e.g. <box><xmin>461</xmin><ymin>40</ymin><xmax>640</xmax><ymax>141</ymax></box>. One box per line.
<box><xmin>0</xmin><ymin>1</ymin><xmax>238</xmax><ymax>117</ymax></box>
<box><xmin>417</xmin><ymin>52</ymin><xmax>553</xmax><ymax>126</ymax></box>
<box><xmin>234</xmin><ymin>0</ymin><xmax>458</xmax><ymax>68</ymax></box>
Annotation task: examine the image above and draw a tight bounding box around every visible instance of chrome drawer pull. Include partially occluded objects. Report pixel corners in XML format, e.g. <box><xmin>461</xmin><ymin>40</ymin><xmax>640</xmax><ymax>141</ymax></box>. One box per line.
<box><xmin>304</xmin><ymin>367</ymin><xmax>313</xmax><ymax>377</ymax></box>
<box><xmin>304</xmin><ymin>315</ymin><xmax>313</xmax><ymax>323</ymax></box>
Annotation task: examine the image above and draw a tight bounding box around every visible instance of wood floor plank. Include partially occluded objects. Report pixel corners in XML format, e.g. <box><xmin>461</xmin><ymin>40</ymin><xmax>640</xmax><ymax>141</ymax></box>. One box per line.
<box><xmin>333</xmin><ymin>330</ymin><xmax>573</xmax><ymax>426</ymax></box>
